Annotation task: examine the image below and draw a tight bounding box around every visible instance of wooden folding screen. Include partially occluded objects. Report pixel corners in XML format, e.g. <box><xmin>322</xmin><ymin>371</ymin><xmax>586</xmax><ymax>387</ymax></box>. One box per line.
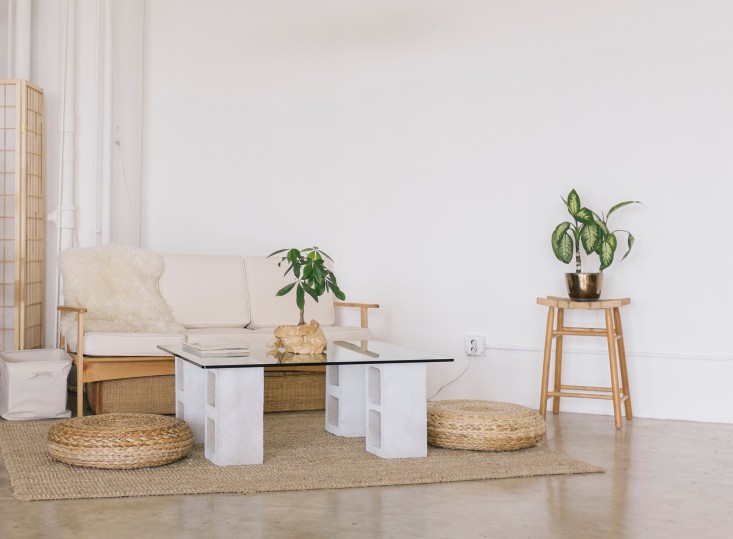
<box><xmin>0</xmin><ymin>80</ymin><xmax>44</xmax><ymax>350</ymax></box>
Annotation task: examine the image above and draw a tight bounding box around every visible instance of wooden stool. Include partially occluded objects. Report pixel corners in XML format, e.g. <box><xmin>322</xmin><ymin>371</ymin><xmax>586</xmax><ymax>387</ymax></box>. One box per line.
<box><xmin>537</xmin><ymin>296</ymin><xmax>632</xmax><ymax>429</ymax></box>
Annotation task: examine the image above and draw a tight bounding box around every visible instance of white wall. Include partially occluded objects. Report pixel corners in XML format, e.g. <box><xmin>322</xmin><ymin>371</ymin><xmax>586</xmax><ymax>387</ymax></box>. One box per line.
<box><xmin>0</xmin><ymin>1</ymin><xmax>9</xmax><ymax>77</ymax></box>
<box><xmin>136</xmin><ymin>0</ymin><xmax>732</xmax><ymax>423</ymax></box>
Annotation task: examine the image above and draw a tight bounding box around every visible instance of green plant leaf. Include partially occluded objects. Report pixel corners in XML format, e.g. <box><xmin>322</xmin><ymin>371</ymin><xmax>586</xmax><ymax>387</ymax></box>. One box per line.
<box><xmin>293</xmin><ymin>263</ymin><xmax>301</xmax><ymax>279</ymax></box>
<box><xmin>330</xmin><ymin>282</ymin><xmax>346</xmax><ymax>301</ymax></box>
<box><xmin>566</xmin><ymin>189</ymin><xmax>581</xmax><ymax>217</ymax></box>
<box><xmin>319</xmin><ymin>250</ymin><xmax>334</xmax><ymax>262</ymax></box>
<box><xmin>267</xmin><ymin>248</ymin><xmax>288</xmax><ymax>258</ymax></box>
<box><xmin>312</xmin><ymin>265</ymin><xmax>324</xmax><ymax>285</ymax></box>
<box><xmin>593</xmin><ymin>214</ymin><xmax>609</xmax><ymax>234</ymax></box>
<box><xmin>552</xmin><ymin>229</ymin><xmax>574</xmax><ymax>264</ymax></box>
<box><xmin>302</xmin><ymin>283</ymin><xmax>319</xmax><ymax>302</ymax></box>
<box><xmin>552</xmin><ymin>222</ymin><xmax>571</xmax><ymax>246</ymax></box>
<box><xmin>275</xmin><ymin>282</ymin><xmax>296</xmax><ymax>296</ymax></box>
<box><xmin>620</xmin><ymin>232</ymin><xmax>635</xmax><ymax>261</ymax></box>
<box><xmin>607</xmin><ymin>200</ymin><xmax>641</xmax><ymax>218</ymax></box>
<box><xmin>599</xmin><ymin>233</ymin><xmax>618</xmax><ymax>270</ymax></box>
<box><xmin>575</xmin><ymin>207</ymin><xmax>595</xmax><ymax>225</ymax></box>
<box><xmin>580</xmin><ymin>223</ymin><xmax>600</xmax><ymax>254</ymax></box>
<box><xmin>296</xmin><ymin>285</ymin><xmax>305</xmax><ymax>311</ymax></box>
<box><xmin>287</xmin><ymin>249</ymin><xmax>300</xmax><ymax>264</ymax></box>
<box><xmin>607</xmin><ymin>232</ymin><xmax>617</xmax><ymax>250</ymax></box>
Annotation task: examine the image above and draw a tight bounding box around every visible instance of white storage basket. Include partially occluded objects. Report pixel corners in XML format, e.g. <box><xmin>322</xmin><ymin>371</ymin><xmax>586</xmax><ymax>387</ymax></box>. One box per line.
<box><xmin>0</xmin><ymin>348</ymin><xmax>72</xmax><ymax>420</ymax></box>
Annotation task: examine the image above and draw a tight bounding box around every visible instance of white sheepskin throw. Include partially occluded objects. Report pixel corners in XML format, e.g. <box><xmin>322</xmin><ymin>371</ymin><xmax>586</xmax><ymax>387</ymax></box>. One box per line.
<box><xmin>59</xmin><ymin>245</ymin><xmax>183</xmax><ymax>349</ymax></box>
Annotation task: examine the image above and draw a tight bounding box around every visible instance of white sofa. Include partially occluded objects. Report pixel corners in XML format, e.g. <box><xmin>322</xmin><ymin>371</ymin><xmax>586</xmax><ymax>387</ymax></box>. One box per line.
<box><xmin>58</xmin><ymin>248</ymin><xmax>378</xmax><ymax>416</ymax></box>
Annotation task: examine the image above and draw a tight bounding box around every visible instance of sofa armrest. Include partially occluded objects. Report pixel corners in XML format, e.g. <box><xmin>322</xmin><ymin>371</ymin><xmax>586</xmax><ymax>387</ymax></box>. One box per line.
<box><xmin>334</xmin><ymin>302</ymin><xmax>379</xmax><ymax>328</ymax></box>
<box><xmin>57</xmin><ymin>305</ymin><xmax>88</xmax><ymax>314</ymax></box>
<box><xmin>58</xmin><ymin>305</ymin><xmax>88</xmax><ymax>416</ymax></box>
<box><xmin>57</xmin><ymin>305</ymin><xmax>87</xmax><ymax>352</ymax></box>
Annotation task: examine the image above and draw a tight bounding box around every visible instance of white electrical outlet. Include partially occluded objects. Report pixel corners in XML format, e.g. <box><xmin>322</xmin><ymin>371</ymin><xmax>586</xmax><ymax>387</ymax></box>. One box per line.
<box><xmin>464</xmin><ymin>335</ymin><xmax>485</xmax><ymax>356</ymax></box>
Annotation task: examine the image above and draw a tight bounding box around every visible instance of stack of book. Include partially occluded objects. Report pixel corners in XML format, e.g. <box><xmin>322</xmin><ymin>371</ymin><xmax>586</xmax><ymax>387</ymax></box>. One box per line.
<box><xmin>182</xmin><ymin>342</ymin><xmax>250</xmax><ymax>357</ymax></box>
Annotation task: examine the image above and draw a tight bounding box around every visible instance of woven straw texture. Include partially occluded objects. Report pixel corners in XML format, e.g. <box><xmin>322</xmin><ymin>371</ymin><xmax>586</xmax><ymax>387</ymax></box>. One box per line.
<box><xmin>47</xmin><ymin>414</ymin><xmax>193</xmax><ymax>469</ymax></box>
<box><xmin>0</xmin><ymin>411</ymin><xmax>601</xmax><ymax>502</ymax></box>
<box><xmin>264</xmin><ymin>371</ymin><xmax>325</xmax><ymax>412</ymax></box>
<box><xmin>88</xmin><ymin>377</ymin><xmax>176</xmax><ymax>415</ymax></box>
<box><xmin>88</xmin><ymin>372</ymin><xmax>325</xmax><ymax>414</ymax></box>
<box><xmin>428</xmin><ymin>400</ymin><xmax>546</xmax><ymax>451</ymax></box>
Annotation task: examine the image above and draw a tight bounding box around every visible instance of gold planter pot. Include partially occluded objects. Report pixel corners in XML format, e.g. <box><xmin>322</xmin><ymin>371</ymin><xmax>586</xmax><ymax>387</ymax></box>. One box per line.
<box><xmin>565</xmin><ymin>272</ymin><xmax>603</xmax><ymax>300</ymax></box>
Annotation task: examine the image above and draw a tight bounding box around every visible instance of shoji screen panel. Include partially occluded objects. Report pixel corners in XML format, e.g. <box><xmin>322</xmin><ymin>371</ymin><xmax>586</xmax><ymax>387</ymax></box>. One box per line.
<box><xmin>0</xmin><ymin>80</ymin><xmax>44</xmax><ymax>351</ymax></box>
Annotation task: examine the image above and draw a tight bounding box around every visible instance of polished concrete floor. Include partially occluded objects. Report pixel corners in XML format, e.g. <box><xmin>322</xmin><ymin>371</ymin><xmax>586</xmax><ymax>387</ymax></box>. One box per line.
<box><xmin>1</xmin><ymin>410</ymin><xmax>732</xmax><ymax>539</ymax></box>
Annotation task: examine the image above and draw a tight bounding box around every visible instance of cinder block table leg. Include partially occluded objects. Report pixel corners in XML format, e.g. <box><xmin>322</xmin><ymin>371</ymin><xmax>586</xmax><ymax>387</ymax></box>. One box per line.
<box><xmin>325</xmin><ymin>364</ymin><xmax>366</xmax><ymax>437</ymax></box>
<box><xmin>176</xmin><ymin>358</ymin><xmax>206</xmax><ymax>443</ymax></box>
<box><xmin>365</xmin><ymin>363</ymin><xmax>427</xmax><ymax>459</ymax></box>
<box><xmin>205</xmin><ymin>367</ymin><xmax>264</xmax><ymax>465</ymax></box>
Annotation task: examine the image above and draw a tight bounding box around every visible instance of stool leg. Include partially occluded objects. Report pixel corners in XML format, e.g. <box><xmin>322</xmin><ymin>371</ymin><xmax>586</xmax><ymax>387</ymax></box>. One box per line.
<box><xmin>76</xmin><ymin>356</ymin><xmax>84</xmax><ymax>417</ymax></box>
<box><xmin>614</xmin><ymin>307</ymin><xmax>633</xmax><ymax>419</ymax></box>
<box><xmin>552</xmin><ymin>308</ymin><xmax>565</xmax><ymax>415</ymax></box>
<box><xmin>604</xmin><ymin>308</ymin><xmax>623</xmax><ymax>429</ymax></box>
<box><xmin>539</xmin><ymin>306</ymin><xmax>555</xmax><ymax>417</ymax></box>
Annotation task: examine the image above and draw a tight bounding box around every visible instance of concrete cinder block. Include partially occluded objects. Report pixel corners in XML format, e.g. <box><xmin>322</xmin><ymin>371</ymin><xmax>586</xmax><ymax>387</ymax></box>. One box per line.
<box><xmin>176</xmin><ymin>358</ymin><xmax>206</xmax><ymax>443</ymax></box>
<box><xmin>205</xmin><ymin>367</ymin><xmax>264</xmax><ymax>465</ymax></box>
<box><xmin>325</xmin><ymin>364</ymin><xmax>366</xmax><ymax>437</ymax></box>
<box><xmin>365</xmin><ymin>363</ymin><xmax>427</xmax><ymax>458</ymax></box>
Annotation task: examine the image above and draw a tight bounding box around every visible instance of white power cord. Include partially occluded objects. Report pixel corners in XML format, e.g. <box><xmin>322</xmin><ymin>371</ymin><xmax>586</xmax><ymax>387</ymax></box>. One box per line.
<box><xmin>427</xmin><ymin>357</ymin><xmax>473</xmax><ymax>401</ymax></box>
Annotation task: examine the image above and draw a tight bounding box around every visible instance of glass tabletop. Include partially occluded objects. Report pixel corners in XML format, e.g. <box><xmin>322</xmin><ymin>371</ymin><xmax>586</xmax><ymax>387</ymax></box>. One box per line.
<box><xmin>158</xmin><ymin>340</ymin><xmax>453</xmax><ymax>369</ymax></box>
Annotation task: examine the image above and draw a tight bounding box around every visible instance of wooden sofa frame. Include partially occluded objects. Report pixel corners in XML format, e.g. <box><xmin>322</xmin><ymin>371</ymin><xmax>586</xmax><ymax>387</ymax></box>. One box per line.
<box><xmin>59</xmin><ymin>302</ymin><xmax>379</xmax><ymax>416</ymax></box>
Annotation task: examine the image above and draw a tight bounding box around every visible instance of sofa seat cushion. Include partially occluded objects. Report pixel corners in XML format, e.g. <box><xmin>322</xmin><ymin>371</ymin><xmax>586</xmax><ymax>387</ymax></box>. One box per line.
<box><xmin>160</xmin><ymin>255</ymin><xmax>250</xmax><ymax>328</ymax></box>
<box><xmin>184</xmin><ymin>327</ymin><xmax>274</xmax><ymax>346</ymax></box>
<box><xmin>247</xmin><ymin>325</ymin><xmax>370</xmax><ymax>342</ymax></box>
<box><xmin>245</xmin><ymin>257</ymin><xmax>336</xmax><ymax>328</ymax></box>
<box><xmin>83</xmin><ymin>332</ymin><xmax>185</xmax><ymax>357</ymax></box>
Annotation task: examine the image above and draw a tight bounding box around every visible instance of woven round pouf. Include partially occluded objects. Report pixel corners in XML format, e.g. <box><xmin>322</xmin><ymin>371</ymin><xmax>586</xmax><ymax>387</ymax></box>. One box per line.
<box><xmin>47</xmin><ymin>413</ymin><xmax>194</xmax><ymax>469</ymax></box>
<box><xmin>427</xmin><ymin>400</ymin><xmax>546</xmax><ymax>451</ymax></box>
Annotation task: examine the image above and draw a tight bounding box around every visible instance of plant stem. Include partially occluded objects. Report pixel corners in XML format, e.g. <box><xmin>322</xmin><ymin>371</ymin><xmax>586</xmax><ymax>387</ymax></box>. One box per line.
<box><xmin>298</xmin><ymin>310</ymin><xmax>305</xmax><ymax>326</ymax></box>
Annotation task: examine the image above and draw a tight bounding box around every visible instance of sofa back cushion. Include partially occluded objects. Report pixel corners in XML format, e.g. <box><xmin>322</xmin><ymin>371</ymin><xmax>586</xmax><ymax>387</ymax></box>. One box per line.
<box><xmin>245</xmin><ymin>256</ymin><xmax>336</xmax><ymax>328</ymax></box>
<box><xmin>160</xmin><ymin>255</ymin><xmax>250</xmax><ymax>328</ymax></box>
<box><xmin>58</xmin><ymin>245</ymin><xmax>184</xmax><ymax>350</ymax></box>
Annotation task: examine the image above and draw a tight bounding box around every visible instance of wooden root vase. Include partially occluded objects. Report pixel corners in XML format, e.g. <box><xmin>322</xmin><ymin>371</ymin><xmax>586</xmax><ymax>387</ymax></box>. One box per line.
<box><xmin>271</xmin><ymin>320</ymin><xmax>327</xmax><ymax>354</ymax></box>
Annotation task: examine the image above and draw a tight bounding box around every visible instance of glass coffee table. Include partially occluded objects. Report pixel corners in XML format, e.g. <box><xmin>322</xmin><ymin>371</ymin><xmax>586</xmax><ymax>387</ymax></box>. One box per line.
<box><xmin>158</xmin><ymin>340</ymin><xmax>453</xmax><ymax>466</ymax></box>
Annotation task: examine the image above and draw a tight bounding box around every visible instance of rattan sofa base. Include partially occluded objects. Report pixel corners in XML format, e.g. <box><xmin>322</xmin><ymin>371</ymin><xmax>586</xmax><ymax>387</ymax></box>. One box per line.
<box><xmin>86</xmin><ymin>370</ymin><xmax>326</xmax><ymax>415</ymax></box>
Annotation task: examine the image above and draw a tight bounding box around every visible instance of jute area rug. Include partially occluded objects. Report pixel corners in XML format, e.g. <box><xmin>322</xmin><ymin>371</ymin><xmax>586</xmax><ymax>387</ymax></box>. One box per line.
<box><xmin>0</xmin><ymin>411</ymin><xmax>602</xmax><ymax>502</ymax></box>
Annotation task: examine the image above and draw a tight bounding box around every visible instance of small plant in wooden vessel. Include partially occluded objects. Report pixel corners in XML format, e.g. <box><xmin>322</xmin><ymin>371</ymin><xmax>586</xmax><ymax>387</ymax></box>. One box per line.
<box><xmin>267</xmin><ymin>246</ymin><xmax>346</xmax><ymax>353</ymax></box>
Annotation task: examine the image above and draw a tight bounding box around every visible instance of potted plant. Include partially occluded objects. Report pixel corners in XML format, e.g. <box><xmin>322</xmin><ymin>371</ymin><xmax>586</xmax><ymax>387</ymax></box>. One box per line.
<box><xmin>551</xmin><ymin>189</ymin><xmax>640</xmax><ymax>299</ymax></box>
<box><xmin>267</xmin><ymin>246</ymin><xmax>346</xmax><ymax>353</ymax></box>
